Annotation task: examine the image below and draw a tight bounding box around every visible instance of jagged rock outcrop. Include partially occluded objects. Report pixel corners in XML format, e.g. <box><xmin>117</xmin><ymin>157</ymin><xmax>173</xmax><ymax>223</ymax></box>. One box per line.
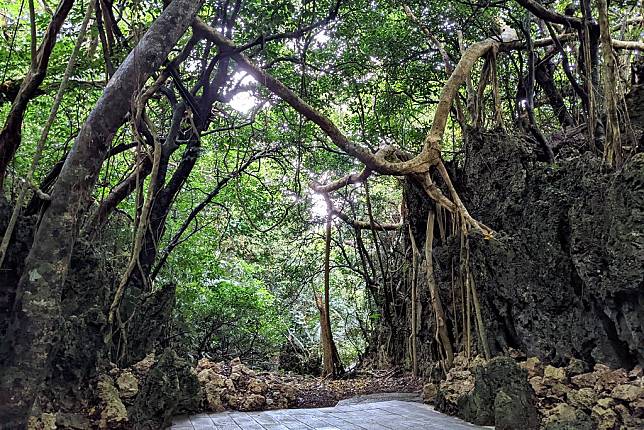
<box><xmin>129</xmin><ymin>349</ymin><xmax>202</xmax><ymax>429</ymax></box>
<box><xmin>97</xmin><ymin>375</ymin><xmax>128</xmax><ymax>429</ymax></box>
<box><xmin>430</xmin><ymin>354</ymin><xmax>643</xmax><ymax>429</ymax></box>
<box><xmin>367</xmin><ymin>131</ymin><xmax>643</xmax><ymax>374</ymax></box>
<box><xmin>1</xmin><ymin>198</ymin><xmax>182</xmax><ymax>427</ymax></box>
<box><xmin>31</xmin><ymin>350</ymin><xmax>203</xmax><ymax>430</ymax></box>
<box><xmin>0</xmin><ymin>197</ymin><xmax>35</xmax><ymax>338</ymax></box>
<box><xmin>462</xmin><ymin>133</ymin><xmax>643</xmax><ymax>368</ymax></box>
<box><xmin>520</xmin><ymin>357</ymin><xmax>643</xmax><ymax>429</ymax></box>
<box><xmin>196</xmin><ymin>357</ymin><xmax>300</xmax><ymax>412</ymax></box>
<box><xmin>435</xmin><ymin>356</ymin><xmax>539</xmax><ymax>429</ymax></box>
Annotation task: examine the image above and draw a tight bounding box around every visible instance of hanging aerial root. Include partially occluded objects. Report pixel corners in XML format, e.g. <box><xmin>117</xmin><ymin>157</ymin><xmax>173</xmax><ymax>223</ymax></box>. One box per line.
<box><xmin>458</xmin><ymin>227</ymin><xmax>491</xmax><ymax>360</ymax></box>
<box><xmin>425</xmin><ymin>210</ymin><xmax>454</xmax><ymax>369</ymax></box>
<box><xmin>435</xmin><ymin>161</ymin><xmax>493</xmax><ymax>238</ymax></box>
<box><xmin>106</xmin><ymin>100</ymin><xmax>162</xmax><ymax>351</ymax></box>
<box><xmin>408</xmin><ymin>223</ymin><xmax>419</xmax><ymax>377</ymax></box>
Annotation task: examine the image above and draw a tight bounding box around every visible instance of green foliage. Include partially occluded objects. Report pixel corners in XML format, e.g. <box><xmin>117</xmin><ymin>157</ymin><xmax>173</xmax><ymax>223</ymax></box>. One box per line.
<box><xmin>1</xmin><ymin>0</ymin><xmax>639</xmax><ymax>372</ymax></box>
<box><xmin>174</xmin><ymin>256</ymin><xmax>288</xmax><ymax>362</ymax></box>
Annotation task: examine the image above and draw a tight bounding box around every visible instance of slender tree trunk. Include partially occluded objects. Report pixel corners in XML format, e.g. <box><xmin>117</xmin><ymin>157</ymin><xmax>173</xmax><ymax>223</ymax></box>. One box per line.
<box><xmin>0</xmin><ymin>0</ymin><xmax>75</xmax><ymax>188</ymax></box>
<box><xmin>0</xmin><ymin>0</ymin><xmax>95</xmax><ymax>270</ymax></box>
<box><xmin>535</xmin><ymin>58</ymin><xmax>575</xmax><ymax>128</ymax></box>
<box><xmin>88</xmin><ymin>155</ymin><xmax>154</xmax><ymax>231</ymax></box>
<box><xmin>581</xmin><ymin>0</ymin><xmax>599</xmax><ymax>147</ymax></box>
<box><xmin>469</xmin><ymin>272</ymin><xmax>491</xmax><ymax>359</ymax></box>
<box><xmin>319</xmin><ymin>207</ymin><xmax>343</xmax><ymax>378</ymax></box>
<box><xmin>597</xmin><ymin>0</ymin><xmax>622</xmax><ymax>167</ymax></box>
<box><xmin>0</xmin><ymin>1</ymin><xmax>203</xmax><ymax>426</ymax></box>
<box><xmin>112</xmin><ymin>56</ymin><xmax>233</xmax><ymax>365</ymax></box>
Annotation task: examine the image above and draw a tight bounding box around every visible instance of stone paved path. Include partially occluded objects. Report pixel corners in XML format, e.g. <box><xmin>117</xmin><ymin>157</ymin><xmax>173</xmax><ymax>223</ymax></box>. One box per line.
<box><xmin>170</xmin><ymin>399</ymin><xmax>487</xmax><ymax>429</ymax></box>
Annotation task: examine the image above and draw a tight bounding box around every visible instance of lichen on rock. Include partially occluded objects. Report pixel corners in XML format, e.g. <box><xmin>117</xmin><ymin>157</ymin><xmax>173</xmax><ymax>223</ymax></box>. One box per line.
<box><xmin>128</xmin><ymin>349</ymin><xmax>201</xmax><ymax>429</ymax></box>
<box><xmin>194</xmin><ymin>357</ymin><xmax>301</xmax><ymax>413</ymax></box>
<box><xmin>96</xmin><ymin>375</ymin><xmax>128</xmax><ymax>429</ymax></box>
<box><xmin>435</xmin><ymin>355</ymin><xmax>539</xmax><ymax>429</ymax></box>
<box><xmin>116</xmin><ymin>371</ymin><xmax>139</xmax><ymax>399</ymax></box>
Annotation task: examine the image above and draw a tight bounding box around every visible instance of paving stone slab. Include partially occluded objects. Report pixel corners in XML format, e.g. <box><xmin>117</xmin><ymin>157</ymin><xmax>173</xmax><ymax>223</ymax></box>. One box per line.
<box><xmin>170</xmin><ymin>400</ymin><xmax>487</xmax><ymax>429</ymax></box>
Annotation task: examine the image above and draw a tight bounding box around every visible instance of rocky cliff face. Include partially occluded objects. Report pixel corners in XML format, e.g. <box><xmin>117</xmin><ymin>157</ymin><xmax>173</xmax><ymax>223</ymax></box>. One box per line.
<box><xmin>463</xmin><ymin>132</ymin><xmax>642</xmax><ymax>368</ymax></box>
<box><xmin>369</xmin><ymin>131</ymin><xmax>643</xmax><ymax>372</ymax></box>
<box><xmin>466</xmin><ymin>133</ymin><xmax>644</xmax><ymax>368</ymax></box>
<box><xmin>0</xmin><ymin>200</ymin><xmax>183</xmax><ymax>427</ymax></box>
<box><xmin>0</xmin><ymin>197</ymin><xmax>34</xmax><ymax>339</ymax></box>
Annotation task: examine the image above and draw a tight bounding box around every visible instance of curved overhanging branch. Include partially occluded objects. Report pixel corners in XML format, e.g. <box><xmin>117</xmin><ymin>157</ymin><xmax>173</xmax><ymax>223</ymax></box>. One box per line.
<box><xmin>195</xmin><ymin>19</ymin><xmax>447</xmax><ymax>175</ymax></box>
<box><xmin>309</xmin><ymin>147</ymin><xmax>398</xmax><ymax>193</ymax></box>
<box><xmin>194</xmin><ymin>20</ymin><xmax>505</xmax><ymax>237</ymax></box>
<box><xmin>311</xmin><ymin>166</ymin><xmax>372</xmax><ymax>193</ymax></box>
<box><xmin>514</xmin><ymin>0</ymin><xmax>585</xmax><ymax>30</ymax></box>
<box><xmin>512</xmin><ymin>0</ymin><xmax>643</xmax><ymax>50</ymax></box>
<box><xmin>498</xmin><ymin>30</ymin><xmax>641</xmax><ymax>51</ymax></box>
<box><xmin>194</xmin><ymin>19</ymin><xmax>498</xmax><ymax>236</ymax></box>
<box><xmin>314</xmin><ymin>184</ymin><xmax>402</xmax><ymax>231</ymax></box>
<box><xmin>194</xmin><ymin>19</ymin><xmax>398</xmax><ymax>173</ymax></box>
<box><xmin>196</xmin><ymin>19</ymin><xmax>642</xmax><ymax>174</ymax></box>
<box><xmin>612</xmin><ymin>39</ymin><xmax>644</xmax><ymax>50</ymax></box>
<box><xmin>419</xmin><ymin>39</ymin><xmax>495</xmax><ymax>160</ymax></box>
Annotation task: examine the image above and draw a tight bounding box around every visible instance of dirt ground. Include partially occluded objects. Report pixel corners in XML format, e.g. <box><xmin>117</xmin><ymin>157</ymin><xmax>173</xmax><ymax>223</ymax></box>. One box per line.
<box><xmin>295</xmin><ymin>369</ymin><xmax>423</xmax><ymax>408</ymax></box>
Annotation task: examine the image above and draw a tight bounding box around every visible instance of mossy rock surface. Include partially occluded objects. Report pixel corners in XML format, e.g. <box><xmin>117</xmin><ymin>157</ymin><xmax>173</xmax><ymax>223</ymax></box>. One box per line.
<box><xmin>129</xmin><ymin>349</ymin><xmax>201</xmax><ymax>429</ymax></box>
<box><xmin>437</xmin><ymin>357</ymin><xmax>539</xmax><ymax>429</ymax></box>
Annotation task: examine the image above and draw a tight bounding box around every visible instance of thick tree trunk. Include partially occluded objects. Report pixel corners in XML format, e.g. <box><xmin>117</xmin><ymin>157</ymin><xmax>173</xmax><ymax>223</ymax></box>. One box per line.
<box><xmin>0</xmin><ymin>1</ymin><xmax>203</xmax><ymax>426</ymax></box>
